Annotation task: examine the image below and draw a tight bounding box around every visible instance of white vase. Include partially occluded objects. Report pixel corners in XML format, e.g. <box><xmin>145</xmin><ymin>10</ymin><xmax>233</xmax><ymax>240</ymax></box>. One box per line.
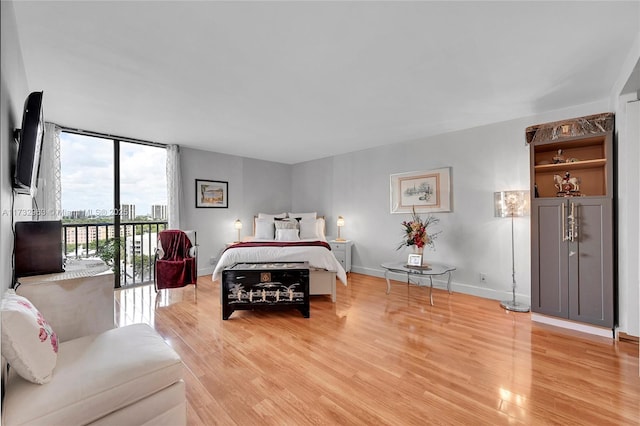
<box><xmin>412</xmin><ymin>246</ymin><xmax>427</xmax><ymax>266</ymax></box>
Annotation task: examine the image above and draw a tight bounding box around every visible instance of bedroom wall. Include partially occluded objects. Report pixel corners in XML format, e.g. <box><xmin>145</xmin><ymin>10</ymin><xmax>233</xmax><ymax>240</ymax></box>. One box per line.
<box><xmin>291</xmin><ymin>159</ymin><xmax>334</xmax><ymax>221</ymax></box>
<box><xmin>179</xmin><ymin>148</ymin><xmax>291</xmax><ymax>276</ymax></box>
<box><xmin>292</xmin><ymin>100</ymin><xmax>611</xmax><ymax>308</ymax></box>
<box><xmin>1</xmin><ymin>1</ymin><xmax>31</xmax><ymax>293</ymax></box>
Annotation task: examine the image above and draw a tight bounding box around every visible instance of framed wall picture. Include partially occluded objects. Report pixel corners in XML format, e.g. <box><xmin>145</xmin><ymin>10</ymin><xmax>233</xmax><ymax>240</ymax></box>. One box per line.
<box><xmin>390</xmin><ymin>167</ymin><xmax>452</xmax><ymax>213</ymax></box>
<box><xmin>195</xmin><ymin>179</ymin><xmax>228</xmax><ymax>208</ymax></box>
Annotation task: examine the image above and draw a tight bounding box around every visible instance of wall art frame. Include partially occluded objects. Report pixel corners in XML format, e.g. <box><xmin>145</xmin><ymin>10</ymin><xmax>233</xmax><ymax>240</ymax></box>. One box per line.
<box><xmin>195</xmin><ymin>179</ymin><xmax>228</xmax><ymax>208</ymax></box>
<box><xmin>390</xmin><ymin>167</ymin><xmax>452</xmax><ymax>213</ymax></box>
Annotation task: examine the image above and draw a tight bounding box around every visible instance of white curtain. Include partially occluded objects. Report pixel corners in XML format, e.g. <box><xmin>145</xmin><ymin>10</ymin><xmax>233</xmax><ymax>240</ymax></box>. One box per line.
<box><xmin>166</xmin><ymin>144</ymin><xmax>182</xmax><ymax>229</ymax></box>
<box><xmin>35</xmin><ymin>122</ymin><xmax>62</xmax><ymax>220</ymax></box>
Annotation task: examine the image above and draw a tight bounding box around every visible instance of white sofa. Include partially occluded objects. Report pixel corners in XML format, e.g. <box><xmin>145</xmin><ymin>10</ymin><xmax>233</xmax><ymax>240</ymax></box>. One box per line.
<box><xmin>1</xmin><ymin>273</ymin><xmax>187</xmax><ymax>426</ymax></box>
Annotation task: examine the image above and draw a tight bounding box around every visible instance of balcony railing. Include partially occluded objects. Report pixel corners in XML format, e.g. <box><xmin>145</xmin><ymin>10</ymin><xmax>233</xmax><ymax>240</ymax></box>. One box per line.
<box><xmin>62</xmin><ymin>221</ymin><xmax>168</xmax><ymax>288</ymax></box>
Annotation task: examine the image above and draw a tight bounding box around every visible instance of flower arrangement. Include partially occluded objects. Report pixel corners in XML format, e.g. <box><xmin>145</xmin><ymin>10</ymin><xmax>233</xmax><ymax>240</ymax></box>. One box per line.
<box><xmin>397</xmin><ymin>206</ymin><xmax>440</xmax><ymax>251</ymax></box>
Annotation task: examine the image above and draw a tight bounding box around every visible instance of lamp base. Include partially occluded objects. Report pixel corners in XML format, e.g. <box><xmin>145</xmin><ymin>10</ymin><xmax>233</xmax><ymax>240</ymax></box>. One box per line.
<box><xmin>500</xmin><ymin>300</ymin><xmax>530</xmax><ymax>313</ymax></box>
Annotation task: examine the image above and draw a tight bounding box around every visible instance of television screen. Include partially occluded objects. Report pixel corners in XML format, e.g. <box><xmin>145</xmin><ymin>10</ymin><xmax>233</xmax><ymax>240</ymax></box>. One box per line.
<box><xmin>14</xmin><ymin>220</ymin><xmax>64</xmax><ymax>278</ymax></box>
<box><xmin>13</xmin><ymin>91</ymin><xmax>44</xmax><ymax>197</ymax></box>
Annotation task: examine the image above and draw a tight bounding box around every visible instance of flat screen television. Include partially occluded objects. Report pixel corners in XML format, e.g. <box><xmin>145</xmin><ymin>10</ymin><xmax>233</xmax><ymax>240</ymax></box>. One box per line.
<box><xmin>14</xmin><ymin>220</ymin><xmax>64</xmax><ymax>278</ymax></box>
<box><xmin>13</xmin><ymin>91</ymin><xmax>44</xmax><ymax>197</ymax></box>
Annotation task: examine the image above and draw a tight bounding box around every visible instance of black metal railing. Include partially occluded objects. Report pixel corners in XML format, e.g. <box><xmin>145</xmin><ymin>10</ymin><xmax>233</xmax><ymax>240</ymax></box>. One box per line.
<box><xmin>62</xmin><ymin>221</ymin><xmax>168</xmax><ymax>288</ymax></box>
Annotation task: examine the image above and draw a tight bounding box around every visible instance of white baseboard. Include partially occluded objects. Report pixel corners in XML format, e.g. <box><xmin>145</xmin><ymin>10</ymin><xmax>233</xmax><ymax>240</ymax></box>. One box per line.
<box><xmin>198</xmin><ymin>266</ymin><xmax>214</xmax><ymax>278</ymax></box>
<box><xmin>531</xmin><ymin>313</ymin><xmax>614</xmax><ymax>339</ymax></box>
<box><xmin>352</xmin><ymin>265</ymin><xmax>531</xmax><ymax>306</ymax></box>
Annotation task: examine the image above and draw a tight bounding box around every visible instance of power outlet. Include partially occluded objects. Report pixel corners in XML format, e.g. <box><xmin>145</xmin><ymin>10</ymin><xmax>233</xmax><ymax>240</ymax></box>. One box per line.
<box><xmin>479</xmin><ymin>273</ymin><xmax>487</xmax><ymax>283</ymax></box>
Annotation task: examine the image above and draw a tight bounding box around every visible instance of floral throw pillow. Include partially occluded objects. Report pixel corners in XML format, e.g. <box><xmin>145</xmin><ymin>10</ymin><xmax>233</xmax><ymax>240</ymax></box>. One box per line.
<box><xmin>1</xmin><ymin>289</ymin><xmax>58</xmax><ymax>384</ymax></box>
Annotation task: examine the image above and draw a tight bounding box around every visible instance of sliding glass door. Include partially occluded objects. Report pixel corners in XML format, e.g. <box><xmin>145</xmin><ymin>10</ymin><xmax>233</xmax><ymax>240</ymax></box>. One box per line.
<box><xmin>60</xmin><ymin>131</ymin><xmax>167</xmax><ymax>287</ymax></box>
<box><xmin>118</xmin><ymin>142</ymin><xmax>167</xmax><ymax>285</ymax></box>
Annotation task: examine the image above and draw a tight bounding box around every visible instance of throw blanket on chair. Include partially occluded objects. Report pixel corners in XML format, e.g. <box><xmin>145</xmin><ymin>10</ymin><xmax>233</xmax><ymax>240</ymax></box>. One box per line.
<box><xmin>156</xmin><ymin>230</ymin><xmax>196</xmax><ymax>289</ymax></box>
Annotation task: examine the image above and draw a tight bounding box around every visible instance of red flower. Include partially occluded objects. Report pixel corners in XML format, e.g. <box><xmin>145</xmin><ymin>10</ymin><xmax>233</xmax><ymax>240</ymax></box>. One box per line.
<box><xmin>397</xmin><ymin>206</ymin><xmax>440</xmax><ymax>251</ymax></box>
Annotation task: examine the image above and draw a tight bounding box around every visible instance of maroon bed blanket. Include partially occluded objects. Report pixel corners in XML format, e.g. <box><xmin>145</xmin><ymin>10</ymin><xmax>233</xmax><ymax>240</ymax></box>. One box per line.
<box><xmin>156</xmin><ymin>230</ymin><xmax>196</xmax><ymax>289</ymax></box>
<box><xmin>225</xmin><ymin>240</ymin><xmax>332</xmax><ymax>252</ymax></box>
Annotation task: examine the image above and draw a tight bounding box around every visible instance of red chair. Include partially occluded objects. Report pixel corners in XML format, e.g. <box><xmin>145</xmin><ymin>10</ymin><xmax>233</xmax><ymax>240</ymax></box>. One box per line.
<box><xmin>154</xmin><ymin>230</ymin><xmax>197</xmax><ymax>291</ymax></box>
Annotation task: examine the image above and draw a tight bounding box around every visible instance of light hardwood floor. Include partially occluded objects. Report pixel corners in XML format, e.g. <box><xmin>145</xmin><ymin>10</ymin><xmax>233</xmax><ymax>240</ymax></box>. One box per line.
<box><xmin>114</xmin><ymin>273</ymin><xmax>639</xmax><ymax>425</ymax></box>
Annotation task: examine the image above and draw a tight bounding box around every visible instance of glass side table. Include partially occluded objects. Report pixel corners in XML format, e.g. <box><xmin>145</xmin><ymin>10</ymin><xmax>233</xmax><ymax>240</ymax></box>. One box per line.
<box><xmin>380</xmin><ymin>261</ymin><xmax>455</xmax><ymax>306</ymax></box>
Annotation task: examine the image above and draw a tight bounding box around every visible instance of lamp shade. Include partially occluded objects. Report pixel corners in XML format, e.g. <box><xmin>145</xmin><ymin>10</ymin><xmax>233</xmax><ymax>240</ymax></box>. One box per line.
<box><xmin>336</xmin><ymin>216</ymin><xmax>345</xmax><ymax>227</ymax></box>
<box><xmin>234</xmin><ymin>219</ymin><xmax>242</xmax><ymax>230</ymax></box>
<box><xmin>494</xmin><ymin>191</ymin><xmax>529</xmax><ymax>217</ymax></box>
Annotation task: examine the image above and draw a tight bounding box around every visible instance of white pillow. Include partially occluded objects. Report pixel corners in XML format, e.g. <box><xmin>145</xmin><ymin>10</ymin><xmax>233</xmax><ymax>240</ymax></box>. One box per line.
<box><xmin>275</xmin><ymin>228</ymin><xmax>300</xmax><ymax>241</ymax></box>
<box><xmin>1</xmin><ymin>289</ymin><xmax>58</xmax><ymax>384</ymax></box>
<box><xmin>299</xmin><ymin>219</ymin><xmax>320</xmax><ymax>239</ymax></box>
<box><xmin>258</xmin><ymin>212</ymin><xmax>287</xmax><ymax>221</ymax></box>
<box><xmin>288</xmin><ymin>212</ymin><xmax>317</xmax><ymax>221</ymax></box>
<box><xmin>316</xmin><ymin>217</ymin><xmax>327</xmax><ymax>240</ymax></box>
<box><xmin>254</xmin><ymin>218</ymin><xmax>275</xmax><ymax>240</ymax></box>
<box><xmin>274</xmin><ymin>219</ymin><xmax>299</xmax><ymax>230</ymax></box>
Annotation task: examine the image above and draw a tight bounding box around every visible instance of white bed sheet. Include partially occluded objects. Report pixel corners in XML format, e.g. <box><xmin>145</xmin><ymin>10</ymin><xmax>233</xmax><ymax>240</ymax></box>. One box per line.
<box><xmin>212</xmin><ymin>239</ymin><xmax>348</xmax><ymax>285</ymax></box>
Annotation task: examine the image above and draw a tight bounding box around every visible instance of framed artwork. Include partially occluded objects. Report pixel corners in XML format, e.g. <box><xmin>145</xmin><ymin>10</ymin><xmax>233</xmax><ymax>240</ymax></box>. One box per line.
<box><xmin>195</xmin><ymin>179</ymin><xmax>228</xmax><ymax>208</ymax></box>
<box><xmin>390</xmin><ymin>167</ymin><xmax>452</xmax><ymax>213</ymax></box>
<box><xmin>407</xmin><ymin>253</ymin><xmax>423</xmax><ymax>267</ymax></box>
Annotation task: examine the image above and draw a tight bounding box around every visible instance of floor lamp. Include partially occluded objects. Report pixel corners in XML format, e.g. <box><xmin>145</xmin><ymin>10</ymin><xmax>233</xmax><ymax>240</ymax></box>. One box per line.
<box><xmin>494</xmin><ymin>190</ymin><xmax>530</xmax><ymax>312</ymax></box>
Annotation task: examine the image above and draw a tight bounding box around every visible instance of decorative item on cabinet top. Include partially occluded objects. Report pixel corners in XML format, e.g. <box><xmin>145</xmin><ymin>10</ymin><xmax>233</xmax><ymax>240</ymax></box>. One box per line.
<box><xmin>525</xmin><ymin>112</ymin><xmax>614</xmax><ymax>144</ymax></box>
<box><xmin>554</xmin><ymin>172</ymin><xmax>582</xmax><ymax>197</ymax></box>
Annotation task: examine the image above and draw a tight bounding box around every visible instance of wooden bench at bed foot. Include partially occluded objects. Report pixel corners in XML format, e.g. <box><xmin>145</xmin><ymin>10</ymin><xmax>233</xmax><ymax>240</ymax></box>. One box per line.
<box><xmin>221</xmin><ymin>262</ymin><xmax>310</xmax><ymax>319</ymax></box>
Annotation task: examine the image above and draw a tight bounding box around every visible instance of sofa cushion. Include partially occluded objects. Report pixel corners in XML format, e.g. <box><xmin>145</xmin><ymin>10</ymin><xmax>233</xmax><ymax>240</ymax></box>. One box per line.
<box><xmin>1</xmin><ymin>289</ymin><xmax>58</xmax><ymax>384</ymax></box>
<box><xmin>2</xmin><ymin>323</ymin><xmax>183</xmax><ymax>426</ymax></box>
<box><xmin>90</xmin><ymin>381</ymin><xmax>186</xmax><ymax>426</ymax></box>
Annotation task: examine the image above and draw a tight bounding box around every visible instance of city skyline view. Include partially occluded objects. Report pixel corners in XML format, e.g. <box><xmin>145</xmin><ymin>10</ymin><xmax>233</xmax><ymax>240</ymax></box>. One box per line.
<box><xmin>60</xmin><ymin>132</ymin><xmax>167</xmax><ymax>218</ymax></box>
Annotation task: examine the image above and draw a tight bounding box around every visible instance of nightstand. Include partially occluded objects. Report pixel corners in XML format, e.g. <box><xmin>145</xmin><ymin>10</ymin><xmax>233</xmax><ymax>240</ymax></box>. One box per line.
<box><xmin>329</xmin><ymin>240</ymin><xmax>352</xmax><ymax>273</ymax></box>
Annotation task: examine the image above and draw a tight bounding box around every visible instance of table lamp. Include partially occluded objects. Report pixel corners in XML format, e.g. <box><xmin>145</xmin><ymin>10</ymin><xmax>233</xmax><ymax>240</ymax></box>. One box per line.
<box><xmin>234</xmin><ymin>219</ymin><xmax>242</xmax><ymax>242</ymax></box>
<box><xmin>336</xmin><ymin>216</ymin><xmax>345</xmax><ymax>241</ymax></box>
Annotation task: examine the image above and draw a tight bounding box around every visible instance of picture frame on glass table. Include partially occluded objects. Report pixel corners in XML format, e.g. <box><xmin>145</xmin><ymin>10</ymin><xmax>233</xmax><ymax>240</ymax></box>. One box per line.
<box><xmin>407</xmin><ymin>253</ymin><xmax>423</xmax><ymax>267</ymax></box>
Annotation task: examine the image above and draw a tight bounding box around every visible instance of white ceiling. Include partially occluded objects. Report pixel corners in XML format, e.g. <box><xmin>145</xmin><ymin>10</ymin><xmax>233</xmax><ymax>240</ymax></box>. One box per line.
<box><xmin>12</xmin><ymin>1</ymin><xmax>640</xmax><ymax>164</ymax></box>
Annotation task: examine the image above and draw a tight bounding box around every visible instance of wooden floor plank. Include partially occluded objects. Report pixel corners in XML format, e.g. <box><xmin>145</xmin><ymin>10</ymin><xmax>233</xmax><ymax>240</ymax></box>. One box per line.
<box><xmin>114</xmin><ymin>273</ymin><xmax>640</xmax><ymax>425</ymax></box>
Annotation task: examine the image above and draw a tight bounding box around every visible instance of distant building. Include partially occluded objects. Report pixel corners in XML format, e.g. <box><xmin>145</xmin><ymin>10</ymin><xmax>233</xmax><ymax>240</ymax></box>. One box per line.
<box><xmin>120</xmin><ymin>204</ymin><xmax>136</xmax><ymax>221</ymax></box>
<box><xmin>66</xmin><ymin>210</ymin><xmax>86</xmax><ymax>219</ymax></box>
<box><xmin>125</xmin><ymin>232</ymin><xmax>158</xmax><ymax>261</ymax></box>
<box><xmin>151</xmin><ymin>204</ymin><xmax>167</xmax><ymax>220</ymax></box>
<box><xmin>64</xmin><ymin>224</ymin><xmax>116</xmax><ymax>245</ymax></box>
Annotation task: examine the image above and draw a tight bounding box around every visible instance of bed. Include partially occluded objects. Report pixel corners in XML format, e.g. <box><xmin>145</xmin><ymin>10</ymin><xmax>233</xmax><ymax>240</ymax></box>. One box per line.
<box><xmin>212</xmin><ymin>213</ymin><xmax>347</xmax><ymax>302</ymax></box>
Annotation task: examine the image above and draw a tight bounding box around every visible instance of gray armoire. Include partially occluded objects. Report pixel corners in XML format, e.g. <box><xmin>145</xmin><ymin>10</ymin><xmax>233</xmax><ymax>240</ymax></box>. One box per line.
<box><xmin>527</xmin><ymin>113</ymin><xmax>616</xmax><ymax>329</ymax></box>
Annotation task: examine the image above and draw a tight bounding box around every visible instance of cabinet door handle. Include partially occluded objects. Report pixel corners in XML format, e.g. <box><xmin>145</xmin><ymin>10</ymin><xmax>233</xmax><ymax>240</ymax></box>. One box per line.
<box><xmin>571</xmin><ymin>202</ymin><xmax>578</xmax><ymax>242</ymax></box>
<box><xmin>562</xmin><ymin>202</ymin><xmax>569</xmax><ymax>241</ymax></box>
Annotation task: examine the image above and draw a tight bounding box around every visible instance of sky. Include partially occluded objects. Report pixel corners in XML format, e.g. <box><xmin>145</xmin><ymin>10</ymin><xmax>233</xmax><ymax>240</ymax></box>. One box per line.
<box><xmin>60</xmin><ymin>132</ymin><xmax>167</xmax><ymax>217</ymax></box>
